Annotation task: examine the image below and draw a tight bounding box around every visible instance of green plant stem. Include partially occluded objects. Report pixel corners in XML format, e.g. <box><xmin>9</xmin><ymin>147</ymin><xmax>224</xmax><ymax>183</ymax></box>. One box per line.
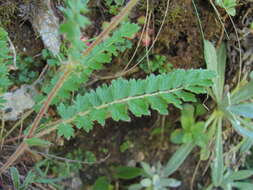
<box><xmin>0</xmin><ymin>0</ymin><xmax>140</xmax><ymax>174</ymax></box>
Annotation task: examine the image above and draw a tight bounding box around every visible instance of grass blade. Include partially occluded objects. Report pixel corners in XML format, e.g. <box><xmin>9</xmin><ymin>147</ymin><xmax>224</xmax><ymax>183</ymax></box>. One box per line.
<box><xmin>10</xmin><ymin>167</ymin><xmax>21</xmax><ymax>189</ymax></box>
<box><xmin>228</xmin><ymin>103</ymin><xmax>253</xmax><ymax>119</ymax></box>
<box><xmin>204</xmin><ymin>40</ymin><xmax>219</xmax><ymax>102</ymax></box>
<box><xmin>211</xmin><ymin>118</ymin><xmax>224</xmax><ymax>186</ymax></box>
<box><xmin>232</xmin><ymin>182</ymin><xmax>253</xmax><ymax>190</ymax></box>
<box><xmin>164</xmin><ymin>143</ymin><xmax>194</xmax><ymax>176</ymax></box>
<box><xmin>216</xmin><ymin>43</ymin><xmax>226</xmax><ymax>99</ymax></box>
<box><xmin>226</xmin><ymin>170</ymin><xmax>253</xmax><ymax>181</ymax></box>
<box><xmin>231</xmin><ymin>81</ymin><xmax>253</xmax><ymax>104</ymax></box>
<box><xmin>231</xmin><ymin>119</ymin><xmax>253</xmax><ymax>140</ymax></box>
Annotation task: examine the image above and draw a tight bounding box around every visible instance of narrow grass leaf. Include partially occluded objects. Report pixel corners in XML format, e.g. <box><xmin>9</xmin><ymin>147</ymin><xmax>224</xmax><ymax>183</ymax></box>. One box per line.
<box><xmin>240</xmin><ymin>138</ymin><xmax>253</xmax><ymax>153</ymax></box>
<box><xmin>10</xmin><ymin>167</ymin><xmax>20</xmax><ymax>189</ymax></box>
<box><xmin>228</xmin><ymin>103</ymin><xmax>253</xmax><ymax>118</ymax></box>
<box><xmin>211</xmin><ymin>118</ymin><xmax>224</xmax><ymax>186</ymax></box>
<box><xmin>23</xmin><ymin>171</ymin><xmax>36</xmax><ymax>188</ymax></box>
<box><xmin>216</xmin><ymin>43</ymin><xmax>226</xmax><ymax>99</ymax></box>
<box><xmin>231</xmin><ymin>119</ymin><xmax>253</xmax><ymax>140</ymax></box>
<box><xmin>204</xmin><ymin>40</ymin><xmax>219</xmax><ymax>102</ymax></box>
<box><xmin>140</xmin><ymin>162</ymin><xmax>154</xmax><ymax>177</ymax></box>
<box><xmin>232</xmin><ymin>182</ymin><xmax>253</xmax><ymax>190</ymax></box>
<box><xmin>161</xmin><ymin>178</ymin><xmax>181</xmax><ymax>187</ymax></box>
<box><xmin>164</xmin><ymin>143</ymin><xmax>195</xmax><ymax>176</ymax></box>
<box><xmin>231</xmin><ymin>81</ymin><xmax>253</xmax><ymax>104</ymax></box>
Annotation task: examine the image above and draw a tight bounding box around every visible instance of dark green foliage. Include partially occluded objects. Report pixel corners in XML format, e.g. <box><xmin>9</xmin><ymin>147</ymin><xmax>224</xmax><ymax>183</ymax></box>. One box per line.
<box><xmin>140</xmin><ymin>55</ymin><xmax>173</xmax><ymax>74</ymax></box>
<box><xmin>171</xmin><ymin>104</ymin><xmax>207</xmax><ymax>147</ymax></box>
<box><xmin>115</xmin><ymin>166</ymin><xmax>143</xmax><ymax>179</ymax></box>
<box><xmin>59</xmin><ymin>0</ymin><xmax>90</xmax><ymax>51</ymax></box>
<box><xmin>0</xmin><ymin>27</ymin><xmax>12</xmax><ymax>94</ymax></box>
<box><xmin>56</xmin><ymin>69</ymin><xmax>214</xmax><ymax>139</ymax></box>
<box><xmin>92</xmin><ymin>176</ymin><xmax>110</xmax><ymax>190</ymax></box>
<box><xmin>44</xmin><ymin>20</ymin><xmax>139</xmax><ymax>104</ymax></box>
<box><xmin>11</xmin><ymin>56</ymin><xmax>39</xmax><ymax>85</ymax></box>
<box><xmin>0</xmin><ymin>26</ymin><xmax>12</xmax><ymax>109</ymax></box>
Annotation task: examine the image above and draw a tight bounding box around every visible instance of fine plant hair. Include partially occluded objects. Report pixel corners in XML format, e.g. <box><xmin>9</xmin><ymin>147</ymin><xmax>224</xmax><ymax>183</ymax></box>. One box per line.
<box><xmin>0</xmin><ymin>0</ymin><xmax>215</xmax><ymax>174</ymax></box>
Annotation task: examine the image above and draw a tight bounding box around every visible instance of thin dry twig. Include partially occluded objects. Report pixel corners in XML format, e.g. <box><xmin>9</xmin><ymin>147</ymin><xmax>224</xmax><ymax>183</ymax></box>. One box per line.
<box><xmin>88</xmin><ymin>0</ymin><xmax>170</xmax><ymax>81</ymax></box>
<box><xmin>190</xmin><ymin>159</ymin><xmax>201</xmax><ymax>190</ymax></box>
<box><xmin>123</xmin><ymin>0</ymin><xmax>150</xmax><ymax>72</ymax></box>
<box><xmin>228</xmin><ymin>14</ymin><xmax>242</xmax><ymax>85</ymax></box>
<box><xmin>119</xmin><ymin>0</ymin><xmax>170</xmax><ymax>75</ymax></box>
<box><xmin>0</xmin><ymin>111</ymin><xmax>5</xmax><ymax>149</ymax></box>
<box><xmin>33</xmin><ymin>150</ymin><xmax>110</xmax><ymax>165</ymax></box>
<box><xmin>7</xmin><ymin>36</ymin><xmax>17</xmax><ymax>70</ymax></box>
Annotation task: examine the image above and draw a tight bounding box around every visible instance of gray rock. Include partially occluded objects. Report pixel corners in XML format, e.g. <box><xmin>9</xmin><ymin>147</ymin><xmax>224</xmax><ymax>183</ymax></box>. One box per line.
<box><xmin>0</xmin><ymin>85</ymin><xmax>35</xmax><ymax>121</ymax></box>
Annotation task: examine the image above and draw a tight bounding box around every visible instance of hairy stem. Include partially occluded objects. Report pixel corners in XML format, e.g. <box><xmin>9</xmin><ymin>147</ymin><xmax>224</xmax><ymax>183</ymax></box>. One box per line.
<box><xmin>0</xmin><ymin>0</ymin><xmax>139</xmax><ymax>174</ymax></box>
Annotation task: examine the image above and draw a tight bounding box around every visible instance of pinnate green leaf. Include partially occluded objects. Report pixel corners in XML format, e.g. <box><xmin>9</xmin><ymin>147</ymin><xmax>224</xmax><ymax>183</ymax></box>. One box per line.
<box><xmin>110</xmin><ymin>103</ymin><xmax>130</xmax><ymax>121</ymax></box>
<box><xmin>128</xmin><ymin>99</ymin><xmax>150</xmax><ymax>117</ymax></box>
<box><xmin>58</xmin><ymin>123</ymin><xmax>74</xmax><ymax>139</ymax></box>
<box><xmin>55</xmin><ymin>69</ymin><xmax>214</xmax><ymax>139</ymax></box>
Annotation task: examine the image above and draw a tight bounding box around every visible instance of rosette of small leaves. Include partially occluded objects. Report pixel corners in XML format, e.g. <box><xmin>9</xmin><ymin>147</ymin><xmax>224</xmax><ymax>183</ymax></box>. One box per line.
<box><xmin>135</xmin><ymin>162</ymin><xmax>181</xmax><ymax>190</ymax></box>
<box><xmin>56</xmin><ymin>69</ymin><xmax>215</xmax><ymax>139</ymax></box>
<box><xmin>0</xmin><ymin>27</ymin><xmax>12</xmax><ymax>107</ymax></box>
<box><xmin>116</xmin><ymin>143</ymin><xmax>195</xmax><ymax>190</ymax></box>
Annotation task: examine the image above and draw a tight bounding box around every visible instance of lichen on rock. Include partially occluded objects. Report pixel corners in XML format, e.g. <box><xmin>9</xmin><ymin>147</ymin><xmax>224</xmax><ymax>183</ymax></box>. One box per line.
<box><xmin>0</xmin><ymin>85</ymin><xmax>35</xmax><ymax>121</ymax></box>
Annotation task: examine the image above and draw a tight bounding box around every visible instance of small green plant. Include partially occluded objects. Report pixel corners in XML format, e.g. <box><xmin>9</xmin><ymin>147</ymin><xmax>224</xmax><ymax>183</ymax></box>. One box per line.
<box><xmin>10</xmin><ymin>167</ymin><xmax>35</xmax><ymax>190</ymax></box>
<box><xmin>114</xmin><ymin>143</ymin><xmax>194</xmax><ymax>190</ymax></box>
<box><xmin>140</xmin><ymin>55</ymin><xmax>173</xmax><ymax>74</ymax></box>
<box><xmin>215</xmin><ymin>0</ymin><xmax>237</xmax><ymax>16</ymax></box>
<box><xmin>0</xmin><ymin>26</ymin><xmax>12</xmax><ymax>105</ymax></box>
<box><xmin>203</xmin><ymin>40</ymin><xmax>253</xmax><ymax>189</ymax></box>
<box><xmin>37</xmin><ymin>148</ymin><xmax>86</xmax><ymax>179</ymax></box>
<box><xmin>170</xmin><ymin>104</ymin><xmax>210</xmax><ymax>160</ymax></box>
<box><xmin>10</xmin><ymin>165</ymin><xmax>64</xmax><ymax>190</ymax></box>
<box><xmin>0</xmin><ymin>0</ymin><xmax>215</xmax><ymax>182</ymax></box>
<box><xmin>30</xmin><ymin>149</ymin><xmax>95</xmax><ymax>189</ymax></box>
<box><xmin>11</xmin><ymin>56</ymin><xmax>39</xmax><ymax>85</ymax></box>
<box><xmin>120</xmin><ymin>140</ymin><xmax>134</xmax><ymax>152</ymax></box>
